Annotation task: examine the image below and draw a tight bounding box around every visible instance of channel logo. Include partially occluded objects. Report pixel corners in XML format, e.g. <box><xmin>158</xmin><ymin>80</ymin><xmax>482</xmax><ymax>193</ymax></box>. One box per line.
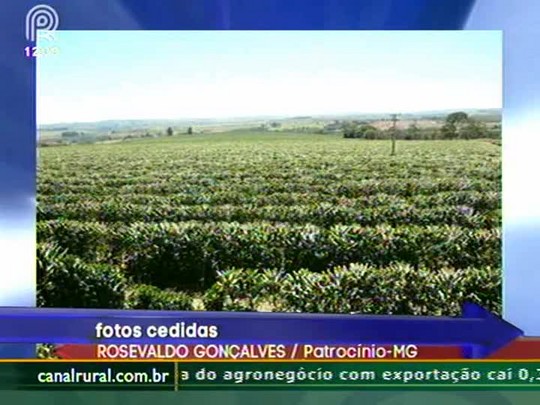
<box><xmin>25</xmin><ymin>4</ymin><xmax>59</xmax><ymax>42</ymax></box>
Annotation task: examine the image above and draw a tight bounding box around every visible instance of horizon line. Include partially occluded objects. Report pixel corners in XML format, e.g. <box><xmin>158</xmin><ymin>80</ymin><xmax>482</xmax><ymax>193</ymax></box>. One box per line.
<box><xmin>38</xmin><ymin>107</ymin><xmax>502</xmax><ymax>127</ymax></box>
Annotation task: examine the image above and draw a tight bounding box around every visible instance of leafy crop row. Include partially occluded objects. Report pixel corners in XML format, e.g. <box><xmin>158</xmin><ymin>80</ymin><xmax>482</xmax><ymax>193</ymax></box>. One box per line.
<box><xmin>39</xmin><ymin>177</ymin><xmax>498</xmax><ymax>198</ymax></box>
<box><xmin>205</xmin><ymin>263</ymin><xmax>501</xmax><ymax>315</ymax></box>
<box><xmin>37</xmin><ymin>242</ymin><xmax>500</xmax><ymax>316</ymax></box>
<box><xmin>39</xmin><ymin>190</ymin><xmax>500</xmax><ymax>211</ymax></box>
<box><xmin>38</xmin><ymin>220</ymin><xmax>500</xmax><ymax>290</ymax></box>
<box><xmin>38</xmin><ymin>200</ymin><xmax>500</xmax><ymax>228</ymax></box>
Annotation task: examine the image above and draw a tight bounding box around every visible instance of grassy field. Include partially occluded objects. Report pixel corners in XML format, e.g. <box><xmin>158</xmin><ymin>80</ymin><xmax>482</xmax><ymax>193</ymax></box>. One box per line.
<box><xmin>37</xmin><ymin>132</ymin><xmax>501</xmax><ymax>316</ymax></box>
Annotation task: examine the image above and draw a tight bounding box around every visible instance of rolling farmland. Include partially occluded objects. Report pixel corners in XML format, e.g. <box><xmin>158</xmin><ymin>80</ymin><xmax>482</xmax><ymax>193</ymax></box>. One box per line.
<box><xmin>37</xmin><ymin>132</ymin><xmax>501</xmax><ymax>316</ymax></box>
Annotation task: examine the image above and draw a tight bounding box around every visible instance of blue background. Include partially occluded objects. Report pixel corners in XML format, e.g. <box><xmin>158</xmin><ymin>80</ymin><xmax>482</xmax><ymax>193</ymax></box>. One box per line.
<box><xmin>1</xmin><ymin>0</ymin><xmax>538</xmax><ymax>358</ymax></box>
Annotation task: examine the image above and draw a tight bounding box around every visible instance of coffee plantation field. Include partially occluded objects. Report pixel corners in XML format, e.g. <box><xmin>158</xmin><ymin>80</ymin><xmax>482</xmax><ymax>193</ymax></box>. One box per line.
<box><xmin>37</xmin><ymin>132</ymin><xmax>502</xmax><ymax>315</ymax></box>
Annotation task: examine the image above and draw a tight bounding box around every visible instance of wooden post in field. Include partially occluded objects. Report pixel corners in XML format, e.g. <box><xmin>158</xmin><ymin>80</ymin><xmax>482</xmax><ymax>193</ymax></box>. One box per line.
<box><xmin>390</xmin><ymin>113</ymin><xmax>398</xmax><ymax>156</ymax></box>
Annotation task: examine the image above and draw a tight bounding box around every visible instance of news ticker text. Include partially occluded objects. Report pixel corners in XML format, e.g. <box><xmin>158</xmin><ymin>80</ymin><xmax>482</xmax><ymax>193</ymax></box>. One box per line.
<box><xmin>2</xmin><ymin>361</ymin><xmax>540</xmax><ymax>390</ymax></box>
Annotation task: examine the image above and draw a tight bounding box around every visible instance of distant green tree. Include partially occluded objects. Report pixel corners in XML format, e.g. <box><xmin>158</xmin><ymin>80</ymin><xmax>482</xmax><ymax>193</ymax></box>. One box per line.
<box><xmin>441</xmin><ymin>112</ymin><xmax>469</xmax><ymax>139</ymax></box>
<box><xmin>363</xmin><ymin>126</ymin><xmax>379</xmax><ymax>140</ymax></box>
<box><xmin>166</xmin><ymin>127</ymin><xmax>174</xmax><ymax>136</ymax></box>
<box><xmin>463</xmin><ymin>119</ymin><xmax>488</xmax><ymax>139</ymax></box>
<box><xmin>187</xmin><ymin>126</ymin><xmax>193</xmax><ymax>135</ymax></box>
<box><xmin>488</xmin><ymin>123</ymin><xmax>502</xmax><ymax>139</ymax></box>
<box><xmin>61</xmin><ymin>131</ymin><xmax>80</xmax><ymax>139</ymax></box>
<box><xmin>447</xmin><ymin>111</ymin><xmax>469</xmax><ymax>123</ymax></box>
<box><xmin>405</xmin><ymin>121</ymin><xmax>419</xmax><ymax>140</ymax></box>
<box><xmin>440</xmin><ymin>121</ymin><xmax>456</xmax><ymax>139</ymax></box>
<box><xmin>343</xmin><ymin>123</ymin><xmax>380</xmax><ymax>139</ymax></box>
<box><xmin>343</xmin><ymin>122</ymin><xmax>358</xmax><ymax>138</ymax></box>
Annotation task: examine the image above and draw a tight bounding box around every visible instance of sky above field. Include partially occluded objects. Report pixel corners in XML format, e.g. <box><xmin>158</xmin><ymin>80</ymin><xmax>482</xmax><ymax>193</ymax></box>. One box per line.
<box><xmin>37</xmin><ymin>31</ymin><xmax>501</xmax><ymax>124</ymax></box>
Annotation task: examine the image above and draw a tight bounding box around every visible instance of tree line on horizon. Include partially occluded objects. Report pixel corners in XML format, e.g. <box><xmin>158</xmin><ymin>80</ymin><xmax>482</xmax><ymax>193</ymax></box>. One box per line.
<box><xmin>342</xmin><ymin>112</ymin><xmax>500</xmax><ymax>140</ymax></box>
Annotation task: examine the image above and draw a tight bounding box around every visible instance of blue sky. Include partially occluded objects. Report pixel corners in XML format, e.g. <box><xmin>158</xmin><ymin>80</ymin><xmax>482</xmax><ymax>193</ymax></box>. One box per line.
<box><xmin>37</xmin><ymin>31</ymin><xmax>501</xmax><ymax>124</ymax></box>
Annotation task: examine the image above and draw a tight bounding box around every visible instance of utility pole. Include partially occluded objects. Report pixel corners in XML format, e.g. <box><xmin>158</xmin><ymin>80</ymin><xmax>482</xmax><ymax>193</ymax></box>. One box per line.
<box><xmin>390</xmin><ymin>113</ymin><xmax>399</xmax><ymax>156</ymax></box>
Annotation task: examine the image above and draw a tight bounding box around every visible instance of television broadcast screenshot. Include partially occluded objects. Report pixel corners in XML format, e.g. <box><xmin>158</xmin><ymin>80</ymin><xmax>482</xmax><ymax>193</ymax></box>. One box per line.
<box><xmin>1</xmin><ymin>0</ymin><xmax>539</xmax><ymax>403</ymax></box>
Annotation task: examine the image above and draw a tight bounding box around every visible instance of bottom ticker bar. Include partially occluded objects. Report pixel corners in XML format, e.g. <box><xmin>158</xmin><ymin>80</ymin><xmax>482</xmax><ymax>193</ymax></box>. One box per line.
<box><xmin>1</xmin><ymin>361</ymin><xmax>540</xmax><ymax>391</ymax></box>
